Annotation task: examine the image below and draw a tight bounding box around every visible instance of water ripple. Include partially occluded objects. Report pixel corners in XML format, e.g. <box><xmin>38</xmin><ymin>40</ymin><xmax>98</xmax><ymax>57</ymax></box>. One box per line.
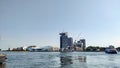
<box><xmin>0</xmin><ymin>52</ymin><xmax>120</xmax><ymax>68</ymax></box>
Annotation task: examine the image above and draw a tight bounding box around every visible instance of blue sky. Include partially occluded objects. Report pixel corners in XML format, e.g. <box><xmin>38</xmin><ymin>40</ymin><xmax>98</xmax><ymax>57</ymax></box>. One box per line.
<box><xmin>0</xmin><ymin>0</ymin><xmax>120</xmax><ymax>49</ymax></box>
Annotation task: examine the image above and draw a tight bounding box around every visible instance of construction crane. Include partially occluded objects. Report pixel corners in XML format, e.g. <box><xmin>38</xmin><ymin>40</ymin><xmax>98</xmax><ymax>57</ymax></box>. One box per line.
<box><xmin>74</xmin><ymin>33</ymin><xmax>81</xmax><ymax>43</ymax></box>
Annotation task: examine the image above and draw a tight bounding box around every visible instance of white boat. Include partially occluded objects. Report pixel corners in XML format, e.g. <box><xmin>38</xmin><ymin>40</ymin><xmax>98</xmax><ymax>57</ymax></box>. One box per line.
<box><xmin>105</xmin><ymin>45</ymin><xmax>117</xmax><ymax>54</ymax></box>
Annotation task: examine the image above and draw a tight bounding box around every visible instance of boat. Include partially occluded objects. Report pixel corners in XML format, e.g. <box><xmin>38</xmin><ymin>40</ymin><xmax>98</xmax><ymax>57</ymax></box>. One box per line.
<box><xmin>0</xmin><ymin>54</ymin><xmax>7</xmax><ymax>63</ymax></box>
<box><xmin>105</xmin><ymin>45</ymin><xmax>118</xmax><ymax>54</ymax></box>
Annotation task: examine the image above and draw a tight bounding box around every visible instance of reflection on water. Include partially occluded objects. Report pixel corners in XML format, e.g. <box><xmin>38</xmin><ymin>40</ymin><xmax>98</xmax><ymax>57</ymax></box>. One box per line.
<box><xmin>1</xmin><ymin>52</ymin><xmax>120</xmax><ymax>68</ymax></box>
<box><xmin>60</xmin><ymin>56</ymin><xmax>73</xmax><ymax>65</ymax></box>
<box><xmin>0</xmin><ymin>63</ymin><xmax>6</xmax><ymax>68</ymax></box>
<box><xmin>60</xmin><ymin>53</ymin><xmax>87</xmax><ymax>68</ymax></box>
<box><xmin>60</xmin><ymin>56</ymin><xmax>86</xmax><ymax>65</ymax></box>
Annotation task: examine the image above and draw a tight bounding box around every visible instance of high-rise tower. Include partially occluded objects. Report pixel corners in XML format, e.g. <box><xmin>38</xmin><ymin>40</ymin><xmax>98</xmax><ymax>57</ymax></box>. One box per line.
<box><xmin>59</xmin><ymin>32</ymin><xmax>68</xmax><ymax>49</ymax></box>
<box><xmin>80</xmin><ymin>39</ymin><xmax>86</xmax><ymax>51</ymax></box>
<box><xmin>68</xmin><ymin>37</ymin><xmax>73</xmax><ymax>46</ymax></box>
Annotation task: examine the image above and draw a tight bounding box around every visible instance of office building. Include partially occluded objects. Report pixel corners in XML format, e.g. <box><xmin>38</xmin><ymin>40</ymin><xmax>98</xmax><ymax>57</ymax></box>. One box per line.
<box><xmin>68</xmin><ymin>37</ymin><xmax>73</xmax><ymax>46</ymax></box>
<box><xmin>59</xmin><ymin>32</ymin><xmax>86</xmax><ymax>51</ymax></box>
<box><xmin>59</xmin><ymin>32</ymin><xmax>69</xmax><ymax>49</ymax></box>
<box><xmin>76</xmin><ymin>40</ymin><xmax>82</xmax><ymax>47</ymax></box>
<box><xmin>80</xmin><ymin>39</ymin><xmax>86</xmax><ymax>51</ymax></box>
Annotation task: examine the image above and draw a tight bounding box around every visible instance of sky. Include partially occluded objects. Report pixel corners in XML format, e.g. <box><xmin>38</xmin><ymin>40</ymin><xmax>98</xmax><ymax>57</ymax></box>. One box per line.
<box><xmin>0</xmin><ymin>0</ymin><xmax>120</xmax><ymax>50</ymax></box>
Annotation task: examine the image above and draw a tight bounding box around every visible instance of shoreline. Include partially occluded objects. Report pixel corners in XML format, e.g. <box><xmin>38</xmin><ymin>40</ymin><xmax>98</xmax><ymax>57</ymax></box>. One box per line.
<box><xmin>1</xmin><ymin>50</ymin><xmax>119</xmax><ymax>52</ymax></box>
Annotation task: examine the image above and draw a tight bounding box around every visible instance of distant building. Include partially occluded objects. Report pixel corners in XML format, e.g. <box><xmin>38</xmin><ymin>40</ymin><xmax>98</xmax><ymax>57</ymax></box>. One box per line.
<box><xmin>8</xmin><ymin>48</ymin><xmax>11</xmax><ymax>51</ymax></box>
<box><xmin>68</xmin><ymin>37</ymin><xmax>73</xmax><ymax>46</ymax></box>
<box><xmin>12</xmin><ymin>47</ymin><xmax>23</xmax><ymax>51</ymax></box>
<box><xmin>29</xmin><ymin>46</ymin><xmax>59</xmax><ymax>52</ymax></box>
<box><xmin>75</xmin><ymin>39</ymin><xmax>86</xmax><ymax>51</ymax></box>
<box><xmin>16</xmin><ymin>47</ymin><xmax>23</xmax><ymax>51</ymax></box>
<box><xmin>76</xmin><ymin>40</ymin><xmax>82</xmax><ymax>47</ymax></box>
<box><xmin>59</xmin><ymin>32</ymin><xmax>74</xmax><ymax>50</ymax></box>
<box><xmin>80</xmin><ymin>39</ymin><xmax>86</xmax><ymax>51</ymax></box>
<box><xmin>51</xmin><ymin>47</ymin><xmax>59</xmax><ymax>52</ymax></box>
<box><xmin>26</xmin><ymin>45</ymin><xmax>36</xmax><ymax>51</ymax></box>
<box><xmin>75</xmin><ymin>47</ymin><xmax>83</xmax><ymax>51</ymax></box>
<box><xmin>59</xmin><ymin>32</ymin><xmax>69</xmax><ymax>49</ymax></box>
<box><xmin>59</xmin><ymin>32</ymin><xmax>86</xmax><ymax>51</ymax></box>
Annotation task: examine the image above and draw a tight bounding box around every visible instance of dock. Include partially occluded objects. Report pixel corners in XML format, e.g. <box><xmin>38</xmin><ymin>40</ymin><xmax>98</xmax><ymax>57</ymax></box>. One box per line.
<box><xmin>0</xmin><ymin>54</ymin><xmax>7</xmax><ymax>64</ymax></box>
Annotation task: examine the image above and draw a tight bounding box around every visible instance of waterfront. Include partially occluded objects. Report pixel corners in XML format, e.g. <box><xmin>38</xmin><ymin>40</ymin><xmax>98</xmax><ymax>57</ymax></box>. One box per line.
<box><xmin>0</xmin><ymin>52</ymin><xmax>120</xmax><ymax>68</ymax></box>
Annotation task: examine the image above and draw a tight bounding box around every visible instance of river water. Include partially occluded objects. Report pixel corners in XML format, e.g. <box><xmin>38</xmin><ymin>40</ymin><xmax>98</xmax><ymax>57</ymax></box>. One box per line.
<box><xmin>0</xmin><ymin>52</ymin><xmax>120</xmax><ymax>68</ymax></box>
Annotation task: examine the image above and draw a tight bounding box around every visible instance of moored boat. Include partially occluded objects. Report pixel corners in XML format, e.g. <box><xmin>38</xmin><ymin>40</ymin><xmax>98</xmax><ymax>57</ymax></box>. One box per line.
<box><xmin>105</xmin><ymin>45</ymin><xmax>117</xmax><ymax>54</ymax></box>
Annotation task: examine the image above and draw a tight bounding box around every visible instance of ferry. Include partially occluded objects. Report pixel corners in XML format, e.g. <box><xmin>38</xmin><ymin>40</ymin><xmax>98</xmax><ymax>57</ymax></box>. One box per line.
<box><xmin>105</xmin><ymin>45</ymin><xmax>117</xmax><ymax>54</ymax></box>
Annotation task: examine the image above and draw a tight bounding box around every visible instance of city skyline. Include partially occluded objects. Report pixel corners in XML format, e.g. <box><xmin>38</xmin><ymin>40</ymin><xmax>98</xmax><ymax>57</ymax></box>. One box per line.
<box><xmin>1</xmin><ymin>0</ymin><xmax>120</xmax><ymax>50</ymax></box>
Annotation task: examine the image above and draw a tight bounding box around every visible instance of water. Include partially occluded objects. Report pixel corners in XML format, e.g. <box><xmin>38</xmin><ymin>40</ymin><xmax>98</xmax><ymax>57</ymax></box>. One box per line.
<box><xmin>0</xmin><ymin>52</ymin><xmax>120</xmax><ymax>68</ymax></box>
